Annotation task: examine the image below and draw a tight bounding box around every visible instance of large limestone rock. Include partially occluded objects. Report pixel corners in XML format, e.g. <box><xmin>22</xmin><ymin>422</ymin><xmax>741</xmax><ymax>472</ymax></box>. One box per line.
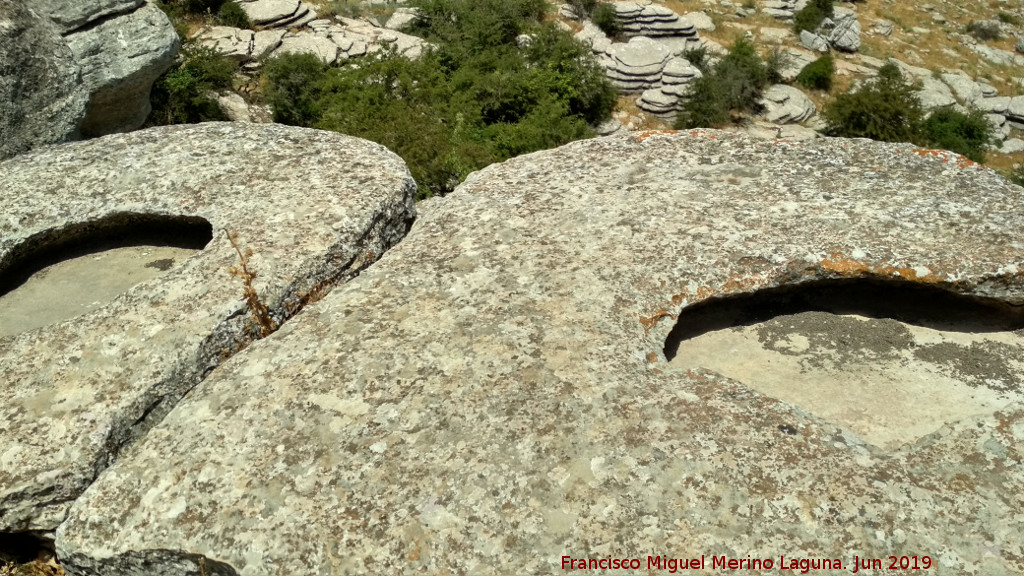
<box><xmin>56</xmin><ymin>132</ymin><xmax>1024</xmax><ymax>576</ymax></box>
<box><xmin>65</xmin><ymin>2</ymin><xmax>179</xmax><ymax>137</ymax></box>
<box><xmin>0</xmin><ymin>0</ymin><xmax>88</xmax><ymax>159</ymax></box>
<box><xmin>827</xmin><ymin>8</ymin><xmax>861</xmax><ymax>52</ymax></box>
<box><xmin>758</xmin><ymin>83</ymin><xmax>816</xmax><ymax>123</ymax></box>
<box><xmin>34</xmin><ymin>0</ymin><xmax>142</xmax><ymax>33</ymax></box>
<box><xmin>0</xmin><ymin>123</ymin><xmax>416</xmax><ymax>532</ymax></box>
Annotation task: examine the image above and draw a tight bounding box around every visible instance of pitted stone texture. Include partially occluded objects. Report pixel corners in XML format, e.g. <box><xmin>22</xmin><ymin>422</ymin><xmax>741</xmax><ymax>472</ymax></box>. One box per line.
<box><xmin>58</xmin><ymin>132</ymin><xmax>1024</xmax><ymax>576</ymax></box>
<box><xmin>0</xmin><ymin>123</ymin><xmax>416</xmax><ymax>532</ymax></box>
<box><xmin>0</xmin><ymin>0</ymin><xmax>88</xmax><ymax>160</ymax></box>
<box><xmin>65</xmin><ymin>2</ymin><xmax>179</xmax><ymax>137</ymax></box>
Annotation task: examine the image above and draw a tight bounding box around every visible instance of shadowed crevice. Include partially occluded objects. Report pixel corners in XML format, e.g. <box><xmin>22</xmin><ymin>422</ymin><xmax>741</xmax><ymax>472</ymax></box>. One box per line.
<box><xmin>0</xmin><ymin>212</ymin><xmax>213</xmax><ymax>298</ymax></box>
<box><xmin>663</xmin><ymin>278</ymin><xmax>1024</xmax><ymax>361</ymax></box>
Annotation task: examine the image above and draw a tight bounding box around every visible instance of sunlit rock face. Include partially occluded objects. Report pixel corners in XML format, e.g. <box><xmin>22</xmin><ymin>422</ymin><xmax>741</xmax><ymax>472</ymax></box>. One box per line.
<box><xmin>0</xmin><ymin>122</ymin><xmax>416</xmax><ymax>532</ymax></box>
<box><xmin>45</xmin><ymin>130</ymin><xmax>1024</xmax><ymax>576</ymax></box>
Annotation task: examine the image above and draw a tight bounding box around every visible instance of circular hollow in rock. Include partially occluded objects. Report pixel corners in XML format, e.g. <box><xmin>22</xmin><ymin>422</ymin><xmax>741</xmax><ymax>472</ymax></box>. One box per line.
<box><xmin>0</xmin><ymin>214</ymin><xmax>212</xmax><ymax>337</ymax></box>
<box><xmin>665</xmin><ymin>279</ymin><xmax>1024</xmax><ymax>450</ymax></box>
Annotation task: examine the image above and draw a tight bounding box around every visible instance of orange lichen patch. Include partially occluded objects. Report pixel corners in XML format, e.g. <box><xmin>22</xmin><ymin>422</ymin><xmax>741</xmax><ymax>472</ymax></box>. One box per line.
<box><xmin>646</xmin><ymin>352</ymin><xmax>659</xmax><ymax>363</ymax></box>
<box><xmin>819</xmin><ymin>253</ymin><xmax>946</xmax><ymax>283</ymax></box>
<box><xmin>910</xmin><ymin>148</ymin><xmax>981</xmax><ymax>170</ymax></box>
<box><xmin>639</xmin><ymin>309</ymin><xmax>675</xmax><ymax>332</ymax></box>
<box><xmin>635</xmin><ymin>130</ymin><xmax>681</xmax><ymax>142</ymax></box>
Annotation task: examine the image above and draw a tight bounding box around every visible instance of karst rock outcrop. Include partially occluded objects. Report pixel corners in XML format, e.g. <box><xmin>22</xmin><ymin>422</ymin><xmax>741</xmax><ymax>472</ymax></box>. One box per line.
<box><xmin>3</xmin><ymin>129</ymin><xmax>1018</xmax><ymax>575</ymax></box>
<box><xmin>0</xmin><ymin>0</ymin><xmax>178</xmax><ymax>158</ymax></box>
<box><xmin>0</xmin><ymin>123</ymin><xmax>416</xmax><ymax>532</ymax></box>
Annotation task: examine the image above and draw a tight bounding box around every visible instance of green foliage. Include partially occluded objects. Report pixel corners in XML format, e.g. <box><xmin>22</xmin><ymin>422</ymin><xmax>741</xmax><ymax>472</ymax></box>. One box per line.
<box><xmin>920</xmin><ymin>108</ymin><xmax>993</xmax><ymax>163</ymax></box>
<box><xmin>323</xmin><ymin>0</ymin><xmax>366</xmax><ymax>19</ymax></box>
<box><xmin>823</xmin><ymin>63</ymin><xmax>923</xmax><ymax>142</ymax></box>
<box><xmin>793</xmin><ymin>0</ymin><xmax>833</xmax><ymax>34</ymax></box>
<box><xmin>1006</xmin><ymin>164</ymin><xmax>1024</xmax><ymax>187</ymax></box>
<box><xmin>567</xmin><ymin>0</ymin><xmax>598</xmax><ymax>18</ymax></box>
<box><xmin>764</xmin><ymin>47</ymin><xmax>787</xmax><ymax>85</ymax></box>
<box><xmin>592</xmin><ymin>3</ymin><xmax>621</xmax><ymax>38</ymax></box>
<box><xmin>216</xmin><ymin>2</ymin><xmax>251</xmax><ymax>28</ymax></box>
<box><xmin>682</xmin><ymin>46</ymin><xmax>709</xmax><ymax>72</ymax></box>
<box><xmin>997</xmin><ymin>11</ymin><xmax>1020</xmax><ymax>25</ymax></box>
<box><xmin>674</xmin><ymin>38</ymin><xmax>772</xmax><ymax>129</ymax></box>
<box><xmin>795</xmin><ymin>54</ymin><xmax>834</xmax><ymax>91</ymax></box>
<box><xmin>147</xmin><ymin>44</ymin><xmax>237</xmax><ymax>126</ymax></box>
<box><xmin>674</xmin><ymin>74</ymin><xmax>730</xmax><ymax>128</ymax></box>
<box><xmin>966</xmin><ymin>20</ymin><xmax>1001</xmax><ymax>41</ymax></box>
<box><xmin>262</xmin><ymin>0</ymin><xmax>615</xmax><ymax>198</ymax></box>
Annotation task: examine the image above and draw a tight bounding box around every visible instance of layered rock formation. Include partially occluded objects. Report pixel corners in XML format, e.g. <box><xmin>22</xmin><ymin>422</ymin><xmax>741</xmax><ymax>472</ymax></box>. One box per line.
<box><xmin>0</xmin><ymin>0</ymin><xmax>88</xmax><ymax>159</ymax></box>
<box><xmin>0</xmin><ymin>123</ymin><xmax>416</xmax><ymax>532</ymax></box>
<box><xmin>14</xmin><ymin>130</ymin><xmax>1018</xmax><ymax>575</ymax></box>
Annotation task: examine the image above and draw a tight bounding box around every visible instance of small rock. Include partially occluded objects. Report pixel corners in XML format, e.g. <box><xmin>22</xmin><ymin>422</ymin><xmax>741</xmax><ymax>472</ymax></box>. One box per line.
<box><xmin>800</xmin><ymin>29</ymin><xmax>829</xmax><ymax>53</ymax></box>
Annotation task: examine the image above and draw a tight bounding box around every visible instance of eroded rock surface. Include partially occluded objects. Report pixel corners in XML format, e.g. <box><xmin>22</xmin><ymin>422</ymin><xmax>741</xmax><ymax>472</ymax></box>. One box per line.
<box><xmin>0</xmin><ymin>0</ymin><xmax>88</xmax><ymax>159</ymax></box>
<box><xmin>0</xmin><ymin>123</ymin><xmax>416</xmax><ymax>532</ymax></box>
<box><xmin>57</xmin><ymin>132</ymin><xmax>1024</xmax><ymax>575</ymax></box>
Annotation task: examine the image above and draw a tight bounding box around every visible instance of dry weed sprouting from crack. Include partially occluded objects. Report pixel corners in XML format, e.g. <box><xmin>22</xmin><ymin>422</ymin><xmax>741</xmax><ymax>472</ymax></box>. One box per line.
<box><xmin>0</xmin><ymin>558</ymin><xmax>65</xmax><ymax>576</ymax></box>
<box><xmin>225</xmin><ymin>229</ymin><xmax>278</xmax><ymax>338</ymax></box>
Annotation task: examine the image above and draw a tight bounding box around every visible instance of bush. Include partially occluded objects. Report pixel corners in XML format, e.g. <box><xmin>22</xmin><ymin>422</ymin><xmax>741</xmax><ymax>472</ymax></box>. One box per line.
<box><xmin>147</xmin><ymin>44</ymin><xmax>237</xmax><ymax>125</ymax></box>
<box><xmin>765</xmin><ymin>47</ymin><xmax>787</xmax><ymax>85</ymax></box>
<box><xmin>682</xmin><ymin>46</ymin><xmax>709</xmax><ymax>72</ymax></box>
<box><xmin>997</xmin><ymin>11</ymin><xmax>1020</xmax><ymax>25</ymax></box>
<box><xmin>1006</xmin><ymin>164</ymin><xmax>1024</xmax><ymax>187</ymax></box>
<box><xmin>795</xmin><ymin>54</ymin><xmax>834</xmax><ymax>91</ymax></box>
<box><xmin>592</xmin><ymin>3</ymin><xmax>621</xmax><ymax>38</ymax></box>
<box><xmin>674</xmin><ymin>74</ymin><xmax>730</xmax><ymax>128</ymax></box>
<box><xmin>263</xmin><ymin>0</ymin><xmax>615</xmax><ymax>198</ymax></box>
<box><xmin>216</xmin><ymin>2</ymin><xmax>251</xmax><ymax>28</ymax></box>
<box><xmin>793</xmin><ymin>0</ymin><xmax>833</xmax><ymax>34</ymax></box>
<box><xmin>566</xmin><ymin>0</ymin><xmax>597</xmax><ymax>19</ymax></box>
<box><xmin>823</xmin><ymin>62</ymin><xmax>924</xmax><ymax>143</ymax></box>
<box><xmin>674</xmin><ymin>38</ymin><xmax>772</xmax><ymax>128</ymax></box>
<box><xmin>966</xmin><ymin>20</ymin><xmax>1002</xmax><ymax>41</ymax></box>
<box><xmin>921</xmin><ymin>108</ymin><xmax>993</xmax><ymax>163</ymax></box>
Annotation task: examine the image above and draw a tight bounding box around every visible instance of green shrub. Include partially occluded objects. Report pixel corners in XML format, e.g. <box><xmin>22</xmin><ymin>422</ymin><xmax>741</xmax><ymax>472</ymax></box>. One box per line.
<box><xmin>262</xmin><ymin>52</ymin><xmax>329</xmax><ymax>126</ymax></box>
<box><xmin>147</xmin><ymin>44</ymin><xmax>237</xmax><ymax>125</ymax></box>
<box><xmin>682</xmin><ymin>46</ymin><xmax>709</xmax><ymax>72</ymax></box>
<box><xmin>1006</xmin><ymin>164</ymin><xmax>1024</xmax><ymax>187</ymax></box>
<box><xmin>216</xmin><ymin>2</ymin><xmax>252</xmax><ymax>28</ymax></box>
<box><xmin>674</xmin><ymin>38</ymin><xmax>772</xmax><ymax>128</ymax></box>
<box><xmin>921</xmin><ymin>108</ymin><xmax>993</xmax><ymax>163</ymax></box>
<box><xmin>263</xmin><ymin>0</ymin><xmax>614</xmax><ymax>198</ymax></box>
<box><xmin>182</xmin><ymin>0</ymin><xmax>225</xmax><ymax>15</ymax></box>
<box><xmin>674</xmin><ymin>74</ymin><xmax>730</xmax><ymax>128</ymax></box>
<box><xmin>567</xmin><ymin>0</ymin><xmax>597</xmax><ymax>19</ymax></box>
<box><xmin>823</xmin><ymin>62</ymin><xmax>924</xmax><ymax>142</ymax></box>
<box><xmin>966</xmin><ymin>20</ymin><xmax>1001</xmax><ymax>41</ymax></box>
<box><xmin>997</xmin><ymin>11</ymin><xmax>1019</xmax><ymax>25</ymax></box>
<box><xmin>714</xmin><ymin>37</ymin><xmax>769</xmax><ymax>112</ymax></box>
<box><xmin>592</xmin><ymin>3</ymin><xmax>621</xmax><ymax>38</ymax></box>
<box><xmin>795</xmin><ymin>54</ymin><xmax>834</xmax><ymax>91</ymax></box>
<box><xmin>765</xmin><ymin>47</ymin><xmax>787</xmax><ymax>85</ymax></box>
<box><xmin>793</xmin><ymin>0</ymin><xmax>833</xmax><ymax>34</ymax></box>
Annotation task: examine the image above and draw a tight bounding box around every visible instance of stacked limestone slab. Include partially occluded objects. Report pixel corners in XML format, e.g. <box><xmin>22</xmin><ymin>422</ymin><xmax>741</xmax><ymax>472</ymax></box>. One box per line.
<box><xmin>0</xmin><ymin>123</ymin><xmax>416</xmax><ymax>533</ymax></box>
<box><xmin>235</xmin><ymin>0</ymin><xmax>318</xmax><ymax>28</ymax></box>
<box><xmin>48</xmin><ymin>131</ymin><xmax>1024</xmax><ymax>576</ymax></box>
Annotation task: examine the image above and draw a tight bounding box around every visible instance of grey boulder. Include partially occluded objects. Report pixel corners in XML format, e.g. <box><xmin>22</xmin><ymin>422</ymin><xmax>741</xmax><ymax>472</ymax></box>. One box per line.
<box><xmin>0</xmin><ymin>0</ymin><xmax>88</xmax><ymax>159</ymax></box>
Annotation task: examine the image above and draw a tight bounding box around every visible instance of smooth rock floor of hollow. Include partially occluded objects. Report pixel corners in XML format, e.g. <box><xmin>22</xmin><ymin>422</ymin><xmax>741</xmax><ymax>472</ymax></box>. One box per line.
<box><xmin>671</xmin><ymin>311</ymin><xmax>1024</xmax><ymax>450</ymax></box>
<box><xmin>0</xmin><ymin>246</ymin><xmax>197</xmax><ymax>338</ymax></box>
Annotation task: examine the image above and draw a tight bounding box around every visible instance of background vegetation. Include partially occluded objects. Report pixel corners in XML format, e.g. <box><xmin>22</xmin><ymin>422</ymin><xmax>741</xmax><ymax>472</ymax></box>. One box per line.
<box><xmin>675</xmin><ymin>38</ymin><xmax>779</xmax><ymax>129</ymax></box>
<box><xmin>262</xmin><ymin>0</ymin><xmax>616</xmax><ymax>197</ymax></box>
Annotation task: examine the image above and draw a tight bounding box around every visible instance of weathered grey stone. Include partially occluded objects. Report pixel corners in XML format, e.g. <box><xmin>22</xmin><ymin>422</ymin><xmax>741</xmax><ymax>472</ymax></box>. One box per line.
<box><xmin>800</xmin><ymin>29</ymin><xmax>829</xmax><ymax>52</ymax></box>
<box><xmin>917</xmin><ymin>77</ymin><xmax>957</xmax><ymax>110</ymax></box>
<box><xmin>871</xmin><ymin>19</ymin><xmax>894</xmax><ymax>36</ymax></box>
<box><xmin>759</xmin><ymin>83</ymin><xmax>816</xmax><ymax>123</ymax></box>
<box><xmin>0</xmin><ymin>0</ymin><xmax>88</xmax><ymax>160</ymax></box>
<box><xmin>275</xmin><ymin>33</ymin><xmax>339</xmax><ymax>63</ymax></box>
<box><xmin>684</xmin><ymin>11</ymin><xmax>715</xmax><ymax>31</ymax></box>
<box><xmin>759</xmin><ymin>26</ymin><xmax>790</xmax><ymax>43</ymax></box>
<box><xmin>828</xmin><ymin>8</ymin><xmax>860</xmax><ymax>52</ymax></box>
<box><xmin>235</xmin><ymin>0</ymin><xmax>299</xmax><ymax>25</ymax></box>
<box><xmin>778</xmin><ymin>46</ymin><xmax>816</xmax><ymax>81</ymax></box>
<box><xmin>940</xmin><ymin>72</ymin><xmax>986</xmax><ymax>103</ymax></box>
<box><xmin>1000</xmin><ymin>137</ymin><xmax>1024</xmax><ymax>153</ymax></box>
<box><xmin>1016</xmin><ymin>36</ymin><xmax>1024</xmax><ymax>55</ymax></box>
<box><xmin>34</xmin><ymin>0</ymin><xmax>142</xmax><ymax>33</ymax></box>
<box><xmin>197</xmin><ymin>26</ymin><xmax>255</xmax><ymax>62</ymax></box>
<box><xmin>65</xmin><ymin>2</ymin><xmax>179</xmax><ymax>137</ymax></box>
<box><xmin>384</xmin><ymin>7</ymin><xmax>419</xmax><ymax>31</ymax></box>
<box><xmin>0</xmin><ymin>123</ymin><xmax>416</xmax><ymax>532</ymax></box>
<box><xmin>56</xmin><ymin>132</ymin><xmax>1024</xmax><ymax>576</ymax></box>
<box><xmin>1006</xmin><ymin>95</ymin><xmax>1024</xmax><ymax>122</ymax></box>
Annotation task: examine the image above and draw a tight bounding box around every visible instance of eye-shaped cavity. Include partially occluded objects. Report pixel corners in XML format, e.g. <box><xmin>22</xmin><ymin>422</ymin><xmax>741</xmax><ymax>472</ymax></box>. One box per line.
<box><xmin>664</xmin><ymin>279</ymin><xmax>1024</xmax><ymax>450</ymax></box>
<box><xmin>0</xmin><ymin>213</ymin><xmax>213</xmax><ymax>337</ymax></box>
